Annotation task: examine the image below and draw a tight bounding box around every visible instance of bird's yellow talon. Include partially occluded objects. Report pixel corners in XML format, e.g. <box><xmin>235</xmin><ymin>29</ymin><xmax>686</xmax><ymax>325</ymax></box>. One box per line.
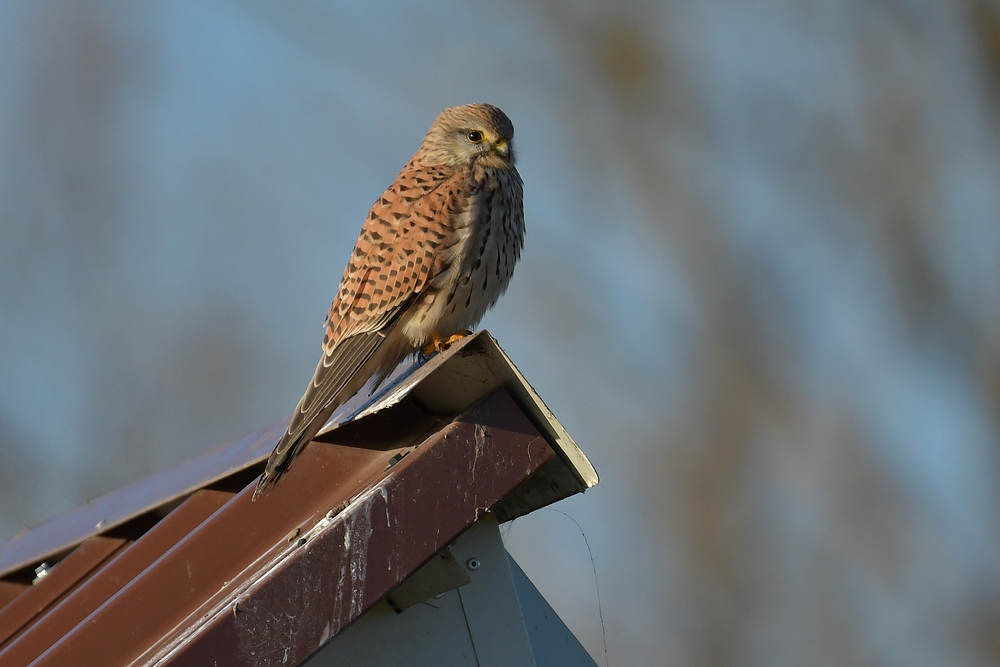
<box><xmin>423</xmin><ymin>329</ymin><xmax>472</xmax><ymax>356</ymax></box>
<box><xmin>440</xmin><ymin>330</ymin><xmax>472</xmax><ymax>348</ymax></box>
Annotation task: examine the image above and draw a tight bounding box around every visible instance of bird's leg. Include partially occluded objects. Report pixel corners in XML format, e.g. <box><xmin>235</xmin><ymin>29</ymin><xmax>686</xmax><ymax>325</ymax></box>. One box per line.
<box><xmin>421</xmin><ymin>329</ymin><xmax>473</xmax><ymax>357</ymax></box>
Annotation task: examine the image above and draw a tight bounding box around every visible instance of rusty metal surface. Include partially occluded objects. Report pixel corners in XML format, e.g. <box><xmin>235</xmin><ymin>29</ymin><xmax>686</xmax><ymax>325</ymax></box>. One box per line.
<box><xmin>28</xmin><ymin>390</ymin><xmax>551</xmax><ymax>667</ymax></box>
<box><xmin>0</xmin><ymin>422</ymin><xmax>286</xmax><ymax>580</ymax></box>
<box><xmin>0</xmin><ymin>536</ymin><xmax>126</xmax><ymax>652</ymax></box>
<box><xmin>0</xmin><ymin>490</ymin><xmax>233</xmax><ymax>667</ymax></box>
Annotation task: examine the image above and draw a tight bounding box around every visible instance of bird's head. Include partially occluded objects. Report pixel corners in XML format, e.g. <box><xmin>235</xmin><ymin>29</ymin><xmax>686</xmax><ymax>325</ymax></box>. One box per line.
<box><xmin>420</xmin><ymin>103</ymin><xmax>516</xmax><ymax>169</ymax></box>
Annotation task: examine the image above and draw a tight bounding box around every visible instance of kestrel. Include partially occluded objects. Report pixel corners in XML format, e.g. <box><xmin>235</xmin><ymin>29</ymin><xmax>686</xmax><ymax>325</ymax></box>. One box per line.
<box><xmin>253</xmin><ymin>103</ymin><xmax>524</xmax><ymax>500</ymax></box>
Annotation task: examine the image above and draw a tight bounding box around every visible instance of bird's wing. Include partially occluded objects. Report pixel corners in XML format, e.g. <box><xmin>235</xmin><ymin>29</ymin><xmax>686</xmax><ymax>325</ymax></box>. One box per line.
<box><xmin>253</xmin><ymin>162</ymin><xmax>467</xmax><ymax>499</ymax></box>
<box><xmin>324</xmin><ymin>161</ymin><xmax>464</xmax><ymax>347</ymax></box>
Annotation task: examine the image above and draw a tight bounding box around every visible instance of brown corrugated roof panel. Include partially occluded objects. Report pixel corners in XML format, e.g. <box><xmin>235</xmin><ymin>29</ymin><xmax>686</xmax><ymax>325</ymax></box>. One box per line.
<box><xmin>0</xmin><ymin>535</ymin><xmax>126</xmax><ymax>652</ymax></box>
<box><xmin>0</xmin><ymin>422</ymin><xmax>284</xmax><ymax>580</ymax></box>
<box><xmin>0</xmin><ymin>331</ymin><xmax>597</xmax><ymax>667</ymax></box>
<box><xmin>0</xmin><ymin>490</ymin><xmax>233</xmax><ymax>666</ymax></box>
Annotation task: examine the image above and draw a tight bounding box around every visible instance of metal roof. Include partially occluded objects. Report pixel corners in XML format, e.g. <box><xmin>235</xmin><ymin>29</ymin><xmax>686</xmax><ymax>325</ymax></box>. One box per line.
<box><xmin>0</xmin><ymin>331</ymin><xmax>597</xmax><ymax>666</ymax></box>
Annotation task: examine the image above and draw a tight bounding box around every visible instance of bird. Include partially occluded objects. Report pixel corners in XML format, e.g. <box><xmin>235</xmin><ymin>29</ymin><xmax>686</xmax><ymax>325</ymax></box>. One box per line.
<box><xmin>252</xmin><ymin>103</ymin><xmax>524</xmax><ymax>500</ymax></box>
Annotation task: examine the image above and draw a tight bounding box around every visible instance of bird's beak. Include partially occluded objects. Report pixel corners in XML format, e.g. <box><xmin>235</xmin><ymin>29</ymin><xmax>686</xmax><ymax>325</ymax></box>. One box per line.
<box><xmin>494</xmin><ymin>138</ymin><xmax>509</xmax><ymax>158</ymax></box>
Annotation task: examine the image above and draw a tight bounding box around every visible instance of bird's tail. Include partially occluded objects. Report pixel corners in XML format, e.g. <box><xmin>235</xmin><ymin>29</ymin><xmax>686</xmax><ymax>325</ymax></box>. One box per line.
<box><xmin>252</xmin><ymin>328</ymin><xmax>412</xmax><ymax>501</ymax></box>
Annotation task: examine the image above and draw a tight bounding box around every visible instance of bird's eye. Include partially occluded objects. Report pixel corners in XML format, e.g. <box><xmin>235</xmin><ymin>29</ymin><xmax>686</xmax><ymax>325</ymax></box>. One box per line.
<box><xmin>466</xmin><ymin>130</ymin><xmax>484</xmax><ymax>143</ymax></box>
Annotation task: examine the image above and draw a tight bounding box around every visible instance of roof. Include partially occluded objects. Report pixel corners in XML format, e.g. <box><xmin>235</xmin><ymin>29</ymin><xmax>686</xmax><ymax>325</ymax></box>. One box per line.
<box><xmin>0</xmin><ymin>331</ymin><xmax>598</xmax><ymax>666</ymax></box>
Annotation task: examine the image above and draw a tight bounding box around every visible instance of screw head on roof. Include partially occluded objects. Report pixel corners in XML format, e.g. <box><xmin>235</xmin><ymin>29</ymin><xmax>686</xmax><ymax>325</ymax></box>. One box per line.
<box><xmin>466</xmin><ymin>557</ymin><xmax>481</xmax><ymax>571</ymax></box>
<box><xmin>33</xmin><ymin>562</ymin><xmax>52</xmax><ymax>584</ymax></box>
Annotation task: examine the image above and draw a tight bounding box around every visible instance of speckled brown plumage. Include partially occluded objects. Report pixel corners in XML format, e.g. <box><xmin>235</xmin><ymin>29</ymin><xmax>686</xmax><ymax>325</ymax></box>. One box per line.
<box><xmin>253</xmin><ymin>103</ymin><xmax>524</xmax><ymax>499</ymax></box>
